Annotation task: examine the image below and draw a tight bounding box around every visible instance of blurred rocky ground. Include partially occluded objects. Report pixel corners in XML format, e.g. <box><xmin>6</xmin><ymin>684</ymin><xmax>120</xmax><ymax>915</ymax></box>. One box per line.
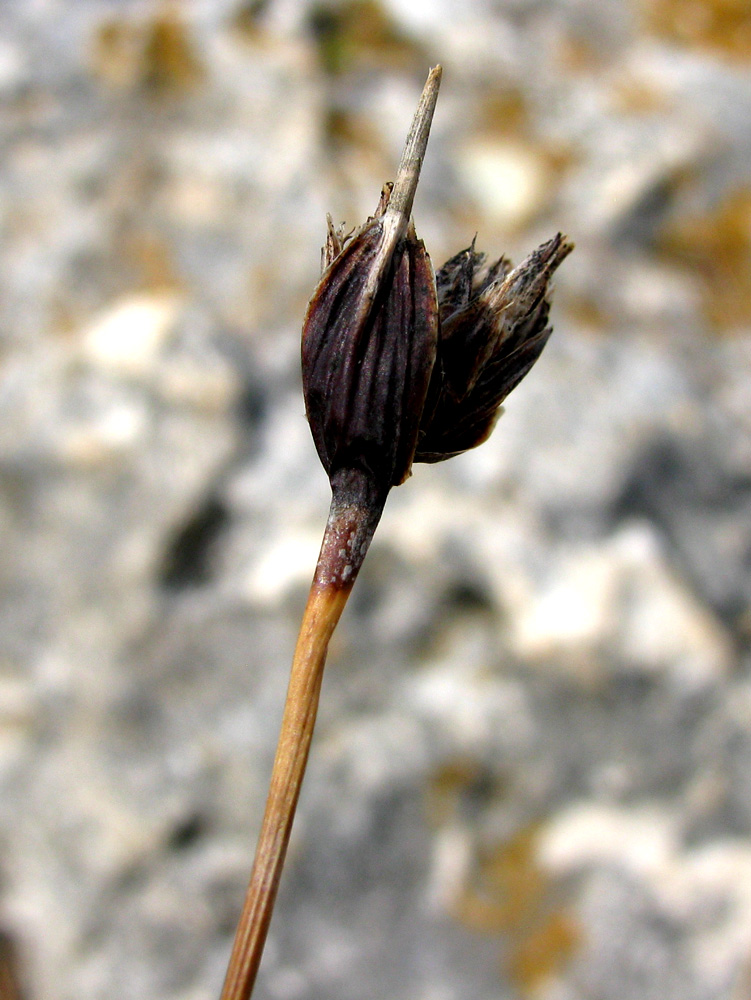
<box><xmin>0</xmin><ymin>1</ymin><xmax>750</xmax><ymax>998</ymax></box>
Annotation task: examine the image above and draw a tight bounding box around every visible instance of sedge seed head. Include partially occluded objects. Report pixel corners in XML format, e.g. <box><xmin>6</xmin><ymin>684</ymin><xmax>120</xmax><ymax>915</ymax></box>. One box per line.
<box><xmin>415</xmin><ymin>232</ymin><xmax>573</xmax><ymax>463</ymax></box>
<box><xmin>302</xmin><ymin>187</ymin><xmax>438</xmax><ymax>489</ymax></box>
<box><xmin>301</xmin><ymin>67</ymin><xmax>572</xmax><ymax>494</ymax></box>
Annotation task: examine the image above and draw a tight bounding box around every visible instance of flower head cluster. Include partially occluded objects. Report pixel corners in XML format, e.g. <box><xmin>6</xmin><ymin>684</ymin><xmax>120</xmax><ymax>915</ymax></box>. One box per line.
<box><xmin>302</xmin><ymin>67</ymin><xmax>572</xmax><ymax>499</ymax></box>
<box><xmin>416</xmin><ymin>231</ymin><xmax>572</xmax><ymax>462</ymax></box>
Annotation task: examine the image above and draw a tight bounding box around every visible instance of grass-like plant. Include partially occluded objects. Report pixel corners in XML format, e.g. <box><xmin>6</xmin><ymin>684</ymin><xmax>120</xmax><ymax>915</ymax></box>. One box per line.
<box><xmin>220</xmin><ymin>66</ymin><xmax>572</xmax><ymax>1000</ymax></box>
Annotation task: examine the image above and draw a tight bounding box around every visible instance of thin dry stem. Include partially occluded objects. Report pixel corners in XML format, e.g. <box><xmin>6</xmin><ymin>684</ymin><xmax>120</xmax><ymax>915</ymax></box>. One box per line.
<box><xmin>220</xmin><ymin>478</ymin><xmax>385</xmax><ymax>1000</ymax></box>
<box><xmin>358</xmin><ymin>65</ymin><xmax>442</xmax><ymax>327</ymax></box>
<box><xmin>219</xmin><ymin>581</ymin><xmax>349</xmax><ymax>1000</ymax></box>
<box><xmin>218</xmin><ymin>68</ymin><xmax>442</xmax><ymax>1000</ymax></box>
<box><xmin>383</xmin><ymin>64</ymin><xmax>442</xmax><ymax>241</ymax></box>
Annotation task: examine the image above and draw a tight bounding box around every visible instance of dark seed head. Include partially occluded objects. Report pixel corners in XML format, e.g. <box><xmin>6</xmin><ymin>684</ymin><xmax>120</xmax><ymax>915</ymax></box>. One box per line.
<box><xmin>415</xmin><ymin>232</ymin><xmax>574</xmax><ymax>463</ymax></box>
<box><xmin>302</xmin><ymin>197</ymin><xmax>438</xmax><ymax>489</ymax></box>
<box><xmin>301</xmin><ymin>66</ymin><xmax>572</xmax><ymax>499</ymax></box>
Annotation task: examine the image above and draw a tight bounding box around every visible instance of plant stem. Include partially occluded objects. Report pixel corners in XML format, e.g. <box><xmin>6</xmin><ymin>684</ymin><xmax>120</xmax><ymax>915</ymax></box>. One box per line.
<box><xmin>220</xmin><ymin>470</ymin><xmax>386</xmax><ymax>1000</ymax></box>
<box><xmin>358</xmin><ymin>65</ymin><xmax>441</xmax><ymax>337</ymax></box>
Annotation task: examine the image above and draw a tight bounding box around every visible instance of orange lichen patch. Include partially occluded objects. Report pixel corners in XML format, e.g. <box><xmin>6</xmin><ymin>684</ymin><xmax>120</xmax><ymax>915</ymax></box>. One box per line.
<box><xmin>323</xmin><ymin>107</ymin><xmax>380</xmax><ymax>153</ymax></box>
<box><xmin>426</xmin><ymin>766</ymin><xmax>581</xmax><ymax>995</ymax></box>
<box><xmin>91</xmin><ymin>19</ymin><xmax>143</xmax><ymax>88</ymax></box>
<box><xmin>307</xmin><ymin>0</ymin><xmax>424</xmax><ymax>76</ymax></box>
<box><xmin>609</xmin><ymin>73</ymin><xmax>670</xmax><ymax>115</ymax></box>
<box><xmin>426</xmin><ymin>759</ymin><xmax>500</xmax><ymax>826</ymax></box>
<box><xmin>91</xmin><ymin>10</ymin><xmax>204</xmax><ymax>93</ymax></box>
<box><xmin>462</xmin><ymin>88</ymin><xmax>574</xmax><ymax>232</ymax></box>
<box><xmin>322</xmin><ymin>108</ymin><xmax>392</xmax><ymax>195</ymax></box>
<box><xmin>454</xmin><ymin>826</ymin><xmax>580</xmax><ymax>994</ymax></box>
<box><xmin>477</xmin><ymin>88</ymin><xmax>530</xmax><ymax>139</ymax></box>
<box><xmin>453</xmin><ymin>825</ymin><xmax>546</xmax><ymax>934</ymax></box>
<box><xmin>124</xmin><ymin>232</ymin><xmax>182</xmax><ymax>292</ymax></box>
<box><xmin>243</xmin><ymin>262</ymin><xmax>303</xmax><ymax>329</ymax></box>
<box><xmin>658</xmin><ymin>187</ymin><xmax>751</xmax><ymax>329</ymax></box>
<box><xmin>508</xmin><ymin>911</ymin><xmax>581</xmax><ymax>994</ymax></box>
<box><xmin>555</xmin><ymin>33</ymin><xmax>611</xmax><ymax>74</ymax></box>
<box><xmin>232</xmin><ymin>0</ymin><xmax>271</xmax><ymax>41</ymax></box>
<box><xmin>564</xmin><ymin>293</ymin><xmax>611</xmax><ymax>332</ymax></box>
<box><xmin>643</xmin><ymin>0</ymin><xmax>751</xmax><ymax>62</ymax></box>
<box><xmin>50</xmin><ymin>299</ymin><xmax>80</xmax><ymax>340</ymax></box>
<box><xmin>140</xmin><ymin>10</ymin><xmax>204</xmax><ymax>93</ymax></box>
<box><xmin>475</xmin><ymin>88</ymin><xmax>575</xmax><ymax>167</ymax></box>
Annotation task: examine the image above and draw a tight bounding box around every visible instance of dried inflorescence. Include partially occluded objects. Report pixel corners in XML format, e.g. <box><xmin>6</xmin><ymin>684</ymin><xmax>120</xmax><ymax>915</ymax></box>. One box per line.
<box><xmin>303</xmin><ymin>187</ymin><xmax>438</xmax><ymax>491</ymax></box>
<box><xmin>221</xmin><ymin>68</ymin><xmax>573</xmax><ymax>1000</ymax></box>
<box><xmin>302</xmin><ymin>86</ymin><xmax>572</xmax><ymax>495</ymax></box>
<box><xmin>417</xmin><ymin>232</ymin><xmax>573</xmax><ymax>462</ymax></box>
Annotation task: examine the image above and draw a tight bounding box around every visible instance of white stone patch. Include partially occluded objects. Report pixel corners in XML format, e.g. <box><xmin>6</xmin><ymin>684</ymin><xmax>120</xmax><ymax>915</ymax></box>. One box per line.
<box><xmin>679</xmin><ymin>842</ymin><xmax>751</xmax><ymax>981</ymax></box>
<box><xmin>265</xmin><ymin>965</ymin><xmax>308</xmax><ymax>1000</ymax></box>
<box><xmin>424</xmin><ymin>823</ymin><xmax>474</xmax><ymax>915</ymax></box>
<box><xmin>157</xmin><ymin>360</ymin><xmax>238</xmax><ymax>412</ymax></box>
<box><xmin>540</xmin><ymin>803</ymin><xmax>751</xmax><ymax>985</ymax></box>
<box><xmin>407</xmin><ymin>655</ymin><xmax>532</xmax><ymax>756</ymax></box>
<box><xmin>512</xmin><ymin>547</ymin><xmax>617</xmax><ymax>656</ymax></box>
<box><xmin>379</xmin><ymin>486</ymin><xmax>481</xmax><ymax>563</ymax></box>
<box><xmin>242</xmin><ymin>531</ymin><xmax>322</xmax><ymax>606</ymax></box>
<box><xmin>81</xmin><ymin>293</ymin><xmax>183</xmax><ymax>376</ymax></box>
<box><xmin>457</xmin><ymin>139</ymin><xmax>548</xmax><ymax>228</ymax></box>
<box><xmin>539</xmin><ymin>802</ymin><xmax>679</xmax><ymax>880</ymax></box>
<box><xmin>510</xmin><ymin>523</ymin><xmax>731</xmax><ymax>688</ymax></box>
<box><xmin>0</xmin><ymin>38</ymin><xmax>24</xmax><ymax>92</ymax></box>
<box><xmin>60</xmin><ymin>401</ymin><xmax>147</xmax><ymax>465</ymax></box>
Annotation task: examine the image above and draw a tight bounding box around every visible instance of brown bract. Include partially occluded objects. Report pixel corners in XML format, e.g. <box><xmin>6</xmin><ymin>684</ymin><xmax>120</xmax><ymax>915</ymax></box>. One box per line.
<box><xmin>302</xmin><ymin>190</ymin><xmax>438</xmax><ymax>489</ymax></box>
<box><xmin>416</xmin><ymin>233</ymin><xmax>574</xmax><ymax>462</ymax></box>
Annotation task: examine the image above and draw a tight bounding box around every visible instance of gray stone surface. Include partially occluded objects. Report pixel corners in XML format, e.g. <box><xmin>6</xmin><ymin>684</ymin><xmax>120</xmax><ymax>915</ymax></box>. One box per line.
<box><xmin>0</xmin><ymin>2</ymin><xmax>750</xmax><ymax>999</ymax></box>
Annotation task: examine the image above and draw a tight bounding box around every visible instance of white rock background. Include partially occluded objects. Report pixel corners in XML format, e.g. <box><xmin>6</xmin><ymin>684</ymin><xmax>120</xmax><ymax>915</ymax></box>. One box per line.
<box><xmin>0</xmin><ymin>2</ymin><xmax>750</xmax><ymax>999</ymax></box>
